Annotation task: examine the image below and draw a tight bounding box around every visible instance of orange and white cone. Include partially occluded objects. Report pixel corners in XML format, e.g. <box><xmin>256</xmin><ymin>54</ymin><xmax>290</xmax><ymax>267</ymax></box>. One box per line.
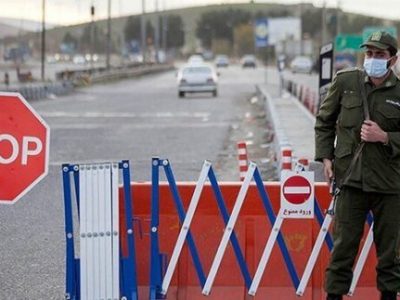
<box><xmin>237</xmin><ymin>141</ymin><xmax>249</xmax><ymax>181</ymax></box>
<box><xmin>281</xmin><ymin>146</ymin><xmax>292</xmax><ymax>171</ymax></box>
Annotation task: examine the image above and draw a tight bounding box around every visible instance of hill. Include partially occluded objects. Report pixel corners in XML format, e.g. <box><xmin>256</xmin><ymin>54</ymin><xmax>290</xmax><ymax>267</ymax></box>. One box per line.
<box><xmin>0</xmin><ymin>17</ymin><xmax>60</xmax><ymax>39</ymax></box>
<box><xmin>15</xmin><ymin>2</ymin><xmax>312</xmax><ymax>53</ymax></box>
<box><xmin>5</xmin><ymin>2</ymin><xmax>400</xmax><ymax>54</ymax></box>
<box><xmin>0</xmin><ymin>22</ymin><xmax>26</xmax><ymax>39</ymax></box>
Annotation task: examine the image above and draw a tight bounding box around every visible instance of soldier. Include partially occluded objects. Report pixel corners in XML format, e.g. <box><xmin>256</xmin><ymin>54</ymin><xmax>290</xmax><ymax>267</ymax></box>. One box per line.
<box><xmin>315</xmin><ymin>31</ymin><xmax>400</xmax><ymax>300</ymax></box>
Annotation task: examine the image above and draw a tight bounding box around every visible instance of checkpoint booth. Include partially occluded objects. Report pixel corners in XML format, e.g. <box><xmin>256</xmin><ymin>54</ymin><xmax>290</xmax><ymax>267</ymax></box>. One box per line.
<box><xmin>62</xmin><ymin>158</ymin><xmax>378</xmax><ymax>300</ymax></box>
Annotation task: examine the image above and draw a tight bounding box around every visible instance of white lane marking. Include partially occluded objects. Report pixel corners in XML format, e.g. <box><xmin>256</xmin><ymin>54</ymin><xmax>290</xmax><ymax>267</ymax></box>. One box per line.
<box><xmin>50</xmin><ymin>122</ymin><xmax>230</xmax><ymax>130</ymax></box>
<box><xmin>38</xmin><ymin>111</ymin><xmax>210</xmax><ymax>119</ymax></box>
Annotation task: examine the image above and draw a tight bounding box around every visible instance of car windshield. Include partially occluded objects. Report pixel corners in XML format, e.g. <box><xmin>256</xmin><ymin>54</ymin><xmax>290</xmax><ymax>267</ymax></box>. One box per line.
<box><xmin>294</xmin><ymin>57</ymin><xmax>311</xmax><ymax>64</ymax></box>
<box><xmin>188</xmin><ymin>55</ymin><xmax>204</xmax><ymax>63</ymax></box>
<box><xmin>244</xmin><ymin>55</ymin><xmax>255</xmax><ymax>60</ymax></box>
<box><xmin>183</xmin><ymin>67</ymin><xmax>212</xmax><ymax>75</ymax></box>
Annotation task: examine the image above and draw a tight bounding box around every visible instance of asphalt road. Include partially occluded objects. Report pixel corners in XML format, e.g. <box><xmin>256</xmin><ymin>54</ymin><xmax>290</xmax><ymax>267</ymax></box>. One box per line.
<box><xmin>0</xmin><ymin>64</ymin><xmax>275</xmax><ymax>299</ymax></box>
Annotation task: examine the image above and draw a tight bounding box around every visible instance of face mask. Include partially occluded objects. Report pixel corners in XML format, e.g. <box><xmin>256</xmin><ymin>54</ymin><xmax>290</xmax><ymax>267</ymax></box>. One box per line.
<box><xmin>363</xmin><ymin>57</ymin><xmax>391</xmax><ymax>78</ymax></box>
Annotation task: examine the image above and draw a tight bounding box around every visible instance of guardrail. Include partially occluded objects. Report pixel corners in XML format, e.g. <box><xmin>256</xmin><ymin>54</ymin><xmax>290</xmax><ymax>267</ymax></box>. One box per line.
<box><xmin>56</xmin><ymin>63</ymin><xmax>174</xmax><ymax>87</ymax></box>
<box><xmin>256</xmin><ymin>83</ymin><xmax>325</xmax><ymax>181</ymax></box>
<box><xmin>0</xmin><ymin>64</ymin><xmax>174</xmax><ymax>102</ymax></box>
<box><xmin>255</xmin><ymin>84</ymin><xmax>291</xmax><ymax>171</ymax></box>
<box><xmin>282</xmin><ymin>79</ymin><xmax>320</xmax><ymax>117</ymax></box>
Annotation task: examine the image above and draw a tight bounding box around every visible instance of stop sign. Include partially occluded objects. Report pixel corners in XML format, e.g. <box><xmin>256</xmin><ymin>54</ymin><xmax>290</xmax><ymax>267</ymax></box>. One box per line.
<box><xmin>0</xmin><ymin>92</ymin><xmax>49</xmax><ymax>204</ymax></box>
<box><xmin>282</xmin><ymin>175</ymin><xmax>312</xmax><ymax>205</ymax></box>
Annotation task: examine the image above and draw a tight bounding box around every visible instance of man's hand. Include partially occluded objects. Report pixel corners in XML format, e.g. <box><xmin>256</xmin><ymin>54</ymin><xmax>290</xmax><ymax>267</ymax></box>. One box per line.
<box><xmin>361</xmin><ymin>120</ymin><xmax>388</xmax><ymax>143</ymax></box>
<box><xmin>322</xmin><ymin>158</ymin><xmax>333</xmax><ymax>184</ymax></box>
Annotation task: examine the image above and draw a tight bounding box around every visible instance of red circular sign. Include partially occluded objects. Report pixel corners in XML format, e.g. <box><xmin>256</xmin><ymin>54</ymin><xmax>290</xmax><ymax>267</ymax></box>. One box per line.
<box><xmin>0</xmin><ymin>93</ymin><xmax>49</xmax><ymax>204</ymax></box>
<box><xmin>282</xmin><ymin>175</ymin><xmax>311</xmax><ymax>205</ymax></box>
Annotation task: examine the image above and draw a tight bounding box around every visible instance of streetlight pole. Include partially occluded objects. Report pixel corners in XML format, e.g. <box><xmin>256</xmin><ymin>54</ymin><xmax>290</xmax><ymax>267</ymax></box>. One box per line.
<box><xmin>321</xmin><ymin>0</ymin><xmax>327</xmax><ymax>45</ymax></box>
<box><xmin>299</xmin><ymin>2</ymin><xmax>303</xmax><ymax>55</ymax></box>
<box><xmin>336</xmin><ymin>0</ymin><xmax>341</xmax><ymax>36</ymax></box>
<box><xmin>154</xmin><ymin>0</ymin><xmax>160</xmax><ymax>63</ymax></box>
<box><xmin>90</xmin><ymin>5</ymin><xmax>96</xmax><ymax>70</ymax></box>
<box><xmin>41</xmin><ymin>0</ymin><xmax>45</xmax><ymax>81</ymax></box>
<box><xmin>106</xmin><ymin>0</ymin><xmax>111</xmax><ymax>70</ymax></box>
<box><xmin>141</xmin><ymin>0</ymin><xmax>146</xmax><ymax>63</ymax></box>
<box><xmin>162</xmin><ymin>0</ymin><xmax>167</xmax><ymax>54</ymax></box>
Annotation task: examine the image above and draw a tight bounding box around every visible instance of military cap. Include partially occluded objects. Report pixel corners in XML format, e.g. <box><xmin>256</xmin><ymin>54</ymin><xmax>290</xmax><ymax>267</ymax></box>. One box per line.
<box><xmin>360</xmin><ymin>30</ymin><xmax>398</xmax><ymax>51</ymax></box>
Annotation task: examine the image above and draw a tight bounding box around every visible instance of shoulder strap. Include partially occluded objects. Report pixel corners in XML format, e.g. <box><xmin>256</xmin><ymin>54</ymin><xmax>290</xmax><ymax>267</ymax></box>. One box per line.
<box><xmin>358</xmin><ymin>71</ymin><xmax>370</xmax><ymax>121</ymax></box>
<box><xmin>337</xmin><ymin>71</ymin><xmax>369</xmax><ymax>188</ymax></box>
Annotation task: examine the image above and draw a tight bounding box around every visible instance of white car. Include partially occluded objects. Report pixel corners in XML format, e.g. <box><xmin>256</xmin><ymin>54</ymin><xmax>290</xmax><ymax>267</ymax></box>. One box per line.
<box><xmin>290</xmin><ymin>56</ymin><xmax>313</xmax><ymax>74</ymax></box>
<box><xmin>177</xmin><ymin>64</ymin><xmax>218</xmax><ymax>98</ymax></box>
<box><xmin>187</xmin><ymin>54</ymin><xmax>204</xmax><ymax>64</ymax></box>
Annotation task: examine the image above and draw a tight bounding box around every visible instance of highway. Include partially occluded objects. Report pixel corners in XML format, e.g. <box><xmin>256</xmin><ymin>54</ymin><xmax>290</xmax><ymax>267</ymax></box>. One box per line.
<box><xmin>0</xmin><ymin>63</ymin><xmax>283</xmax><ymax>299</ymax></box>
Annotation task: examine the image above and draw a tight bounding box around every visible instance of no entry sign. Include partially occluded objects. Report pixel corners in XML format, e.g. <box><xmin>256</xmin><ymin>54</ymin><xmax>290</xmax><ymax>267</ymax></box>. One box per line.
<box><xmin>280</xmin><ymin>171</ymin><xmax>314</xmax><ymax>219</ymax></box>
<box><xmin>0</xmin><ymin>92</ymin><xmax>50</xmax><ymax>204</ymax></box>
<box><xmin>283</xmin><ymin>175</ymin><xmax>311</xmax><ymax>204</ymax></box>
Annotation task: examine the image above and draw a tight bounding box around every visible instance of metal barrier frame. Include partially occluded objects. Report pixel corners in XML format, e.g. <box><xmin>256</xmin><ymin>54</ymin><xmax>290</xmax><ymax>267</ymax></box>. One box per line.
<box><xmin>62</xmin><ymin>160</ymin><xmax>138</xmax><ymax>300</ymax></box>
<box><xmin>149</xmin><ymin>158</ymin><xmax>306</xmax><ymax>299</ymax></box>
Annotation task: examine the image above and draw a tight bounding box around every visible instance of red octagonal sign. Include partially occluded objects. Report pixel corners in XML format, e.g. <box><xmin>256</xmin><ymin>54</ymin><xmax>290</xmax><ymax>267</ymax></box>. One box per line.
<box><xmin>0</xmin><ymin>92</ymin><xmax>49</xmax><ymax>204</ymax></box>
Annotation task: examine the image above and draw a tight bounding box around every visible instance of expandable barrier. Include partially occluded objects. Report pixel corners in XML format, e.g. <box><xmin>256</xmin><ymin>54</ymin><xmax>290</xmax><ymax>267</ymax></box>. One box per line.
<box><xmin>117</xmin><ymin>158</ymin><xmax>379</xmax><ymax>300</ymax></box>
<box><xmin>62</xmin><ymin>160</ymin><xmax>138</xmax><ymax>300</ymax></box>
<box><xmin>62</xmin><ymin>158</ymin><xmax>380</xmax><ymax>299</ymax></box>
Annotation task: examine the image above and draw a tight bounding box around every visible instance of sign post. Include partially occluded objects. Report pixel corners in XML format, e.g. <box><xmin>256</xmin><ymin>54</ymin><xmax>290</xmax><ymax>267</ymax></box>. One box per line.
<box><xmin>319</xmin><ymin>42</ymin><xmax>334</xmax><ymax>109</ymax></box>
<box><xmin>254</xmin><ymin>18</ymin><xmax>269</xmax><ymax>48</ymax></box>
<box><xmin>0</xmin><ymin>92</ymin><xmax>50</xmax><ymax>204</ymax></box>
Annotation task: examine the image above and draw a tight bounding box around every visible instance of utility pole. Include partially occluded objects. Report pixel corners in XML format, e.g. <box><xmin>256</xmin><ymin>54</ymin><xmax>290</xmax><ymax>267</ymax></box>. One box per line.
<box><xmin>336</xmin><ymin>0</ymin><xmax>341</xmax><ymax>36</ymax></box>
<box><xmin>90</xmin><ymin>4</ymin><xmax>95</xmax><ymax>70</ymax></box>
<box><xmin>162</xmin><ymin>0</ymin><xmax>167</xmax><ymax>54</ymax></box>
<box><xmin>106</xmin><ymin>0</ymin><xmax>111</xmax><ymax>70</ymax></box>
<box><xmin>41</xmin><ymin>0</ymin><xmax>45</xmax><ymax>81</ymax></box>
<box><xmin>299</xmin><ymin>2</ymin><xmax>303</xmax><ymax>55</ymax></box>
<box><xmin>321</xmin><ymin>0</ymin><xmax>327</xmax><ymax>45</ymax></box>
<box><xmin>141</xmin><ymin>0</ymin><xmax>146</xmax><ymax>63</ymax></box>
<box><xmin>154</xmin><ymin>0</ymin><xmax>160</xmax><ymax>63</ymax></box>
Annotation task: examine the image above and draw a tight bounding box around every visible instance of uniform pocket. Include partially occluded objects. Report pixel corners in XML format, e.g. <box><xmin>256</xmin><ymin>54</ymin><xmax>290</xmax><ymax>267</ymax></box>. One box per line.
<box><xmin>339</xmin><ymin>93</ymin><xmax>362</xmax><ymax>127</ymax></box>
<box><xmin>375</xmin><ymin>103</ymin><xmax>400</xmax><ymax>131</ymax></box>
<box><xmin>334</xmin><ymin>142</ymin><xmax>354</xmax><ymax>184</ymax></box>
<box><xmin>334</xmin><ymin>142</ymin><xmax>353</xmax><ymax>158</ymax></box>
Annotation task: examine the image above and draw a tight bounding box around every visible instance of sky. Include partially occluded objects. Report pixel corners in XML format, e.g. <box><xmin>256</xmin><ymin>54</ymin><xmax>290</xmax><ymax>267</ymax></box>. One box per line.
<box><xmin>0</xmin><ymin>0</ymin><xmax>399</xmax><ymax>27</ymax></box>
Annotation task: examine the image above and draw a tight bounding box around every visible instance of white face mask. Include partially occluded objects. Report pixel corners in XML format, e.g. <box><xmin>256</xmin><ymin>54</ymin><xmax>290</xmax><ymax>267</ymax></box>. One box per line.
<box><xmin>363</xmin><ymin>57</ymin><xmax>391</xmax><ymax>78</ymax></box>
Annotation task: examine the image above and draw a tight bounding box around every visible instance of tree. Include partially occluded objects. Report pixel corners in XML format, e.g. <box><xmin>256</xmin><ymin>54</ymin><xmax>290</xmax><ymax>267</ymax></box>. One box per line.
<box><xmin>79</xmin><ymin>25</ymin><xmax>92</xmax><ymax>52</ymax></box>
<box><xmin>62</xmin><ymin>32</ymin><xmax>78</xmax><ymax>47</ymax></box>
<box><xmin>234</xmin><ymin>24</ymin><xmax>254</xmax><ymax>56</ymax></box>
<box><xmin>166</xmin><ymin>15</ymin><xmax>185</xmax><ymax>49</ymax></box>
<box><xmin>61</xmin><ymin>32</ymin><xmax>78</xmax><ymax>54</ymax></box>
<box><xmin>123</xmin><ymin>16</ymin><xmax>155</xmax><ymax>52</ymax></box>
<box><xmin>196</xmin><ymin>9</ymin><xmax>251</xmax><ymax>49</ymax></box>
<box><xmin>145</xmin><ymin>20</ymin><xmax>155</xmax><ymax>46</ymax></box>
<box><xmin>79</xmin><ymin>24</ymin><xmax>107</xmax><ymax>53</ymax></box>
<box><xmin>124</xmin><ymin>16</ymin><xmax>141</xmax><ymax>42</ymax></box>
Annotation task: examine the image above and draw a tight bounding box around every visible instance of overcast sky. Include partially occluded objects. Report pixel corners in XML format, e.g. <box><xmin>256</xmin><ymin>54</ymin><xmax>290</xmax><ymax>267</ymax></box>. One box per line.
<box><xmin>1</xmin><ymin>0</ymin><xmax>399</xmax><ymax>26</ymax></box>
